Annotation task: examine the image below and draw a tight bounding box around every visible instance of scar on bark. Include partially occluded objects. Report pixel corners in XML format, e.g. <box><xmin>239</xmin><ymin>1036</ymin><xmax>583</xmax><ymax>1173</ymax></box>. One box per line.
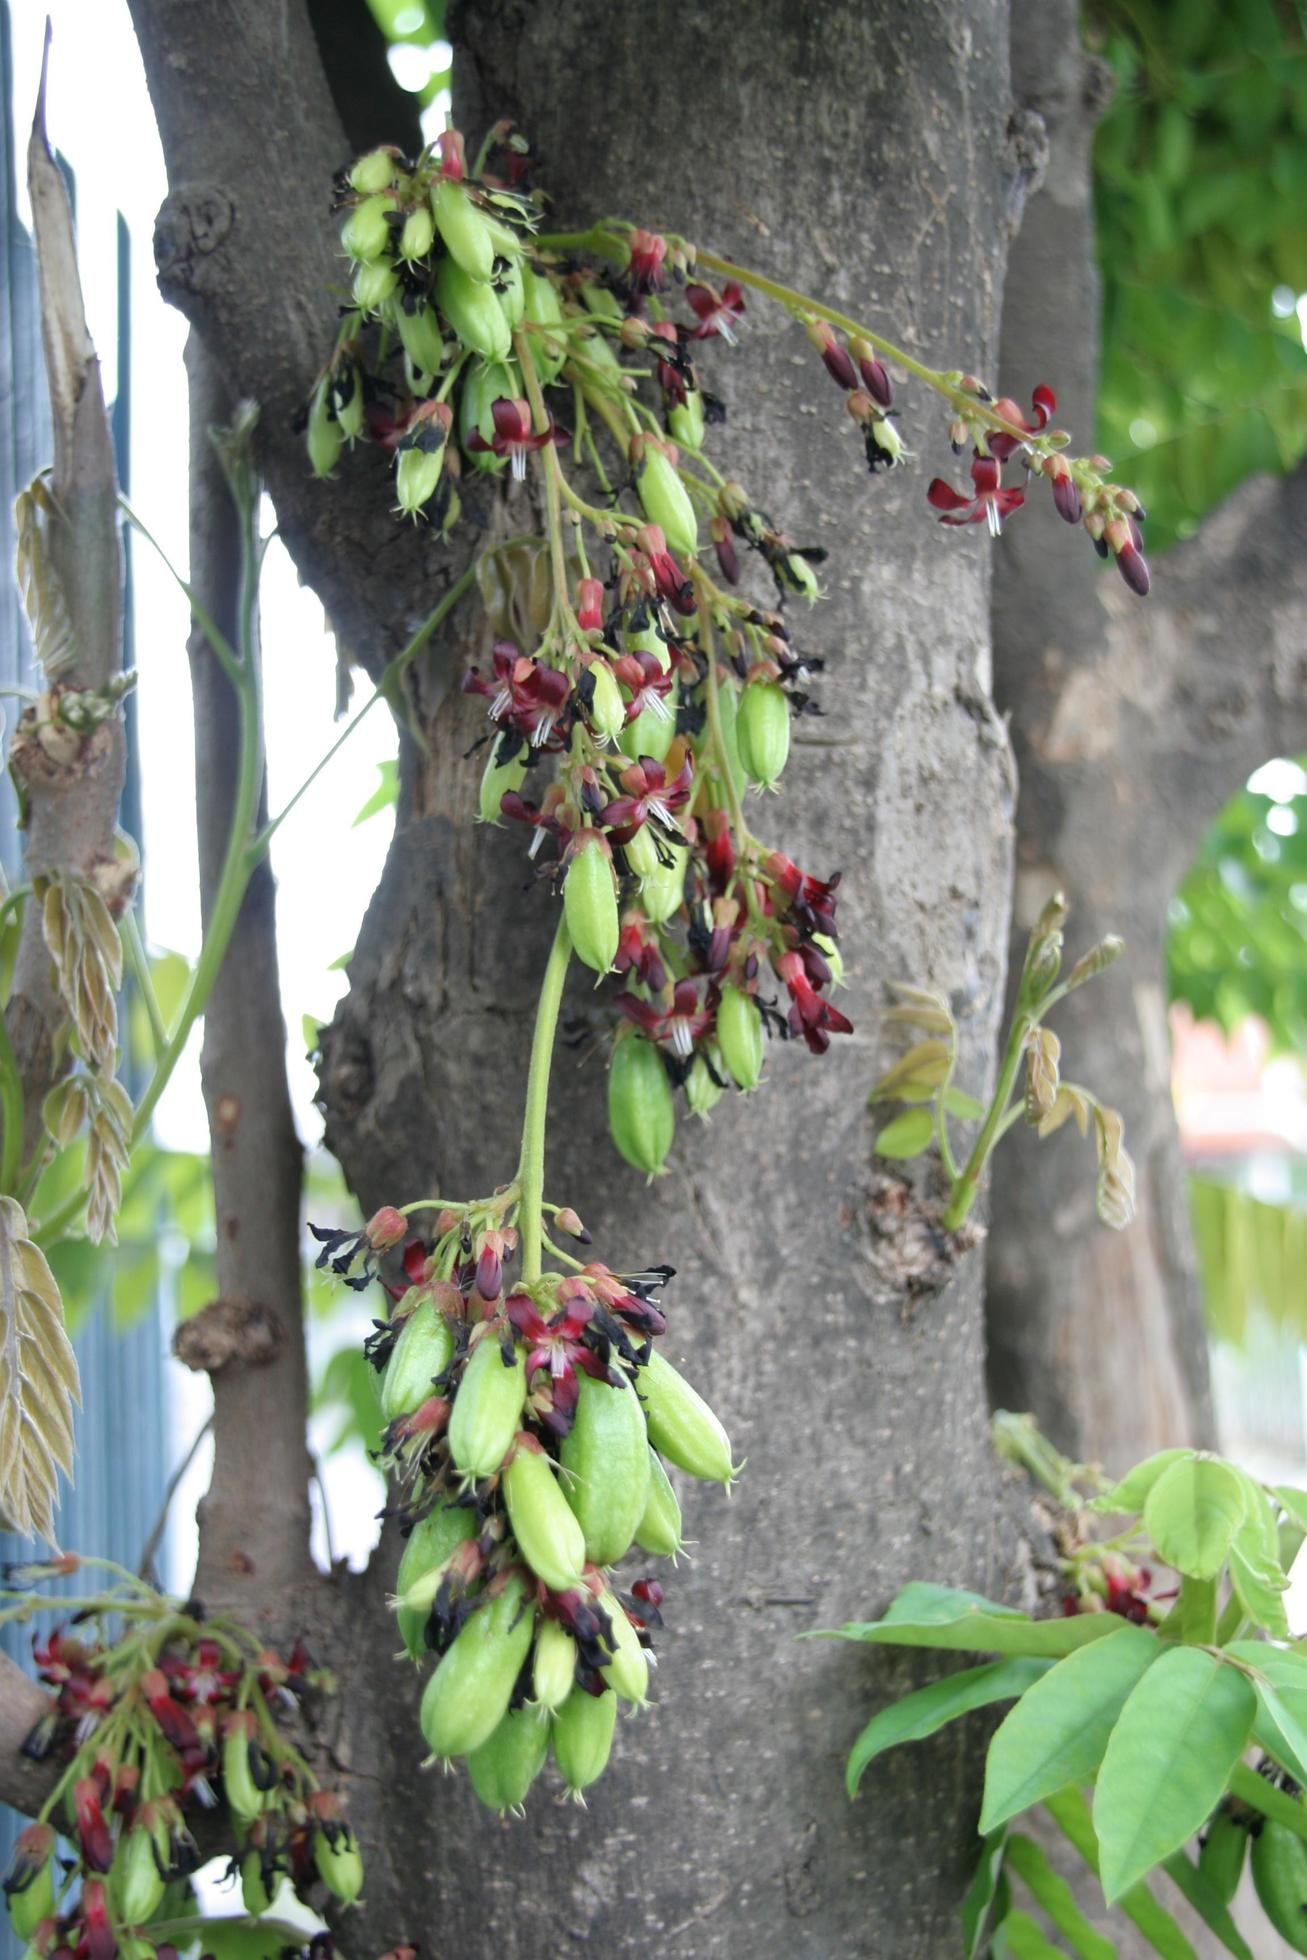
<box><xmin>865</xmin><ymin>1169</ymin><xmax>985</xmax><ymax>1311</ymax></box>
<box><xmin>174</xmin><ymin>1296</ymin><xmax>281</xmax><ymax>1373</ymax></box>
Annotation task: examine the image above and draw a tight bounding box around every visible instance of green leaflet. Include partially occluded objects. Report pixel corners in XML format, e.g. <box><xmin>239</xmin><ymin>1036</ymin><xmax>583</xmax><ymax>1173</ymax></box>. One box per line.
<box><xmin>1160</xmin><ymin>1850</ymin><xmax>1255</xmax><ymax>1960</ymax></box>
<box><xmin>846</xmin><ymin>1657</ymin><xmax>1051</xmax><ymax>1796</ymax></box>
<box><xmin>1003</xmin><ymin>1833</ymin><xmax>1117</xmax><ymax>1959</ymax></box>
<box><xmin>872</xmin><ymin>1108</ymin><xmax>934</xmax><ymax>1159</ymax></box>
<box><xmin>827</xmin><ymin>1582</ymin><xmax>1125</xmax><ymax>1659</ymax></box>
<box><xmin>980</xmin><ymin>1626</ymin><xmax>1159</xmax><ymax>1834</ymax></box>
<box><xmin>1044</xmin><ymin>1787</ymin><xmax>1200</xmax><ymax>1960</ymax></box>
<box><xmin>993</xmin><ymin>1908</ymin><xmax>1071</xmax><ymax>1959</ymax></box>
<box><xmin>1094</xmin><ymin>1647</ymin><xmax>1256</xmax><ymax>1904</ymax></box>
<box><xmin>1142</xmin><ymin>1456</ymin><xmax>1246</xmax><ymax>1581</ymax></box>
<box><xmin>961</xmin><ymin>1828</ymin><xmax>1010</xmax><ymax>1960</ymax></box>
<box><xmin>1091</xmin><ymin>1448</ymin><xmax>1192</xmax><ymax>1517</ymax></box>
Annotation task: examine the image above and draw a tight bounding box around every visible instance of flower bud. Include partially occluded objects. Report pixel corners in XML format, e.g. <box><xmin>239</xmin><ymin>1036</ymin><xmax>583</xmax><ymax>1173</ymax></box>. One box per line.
<box><xmin>587</xmin><ymin>662</ymin><xmax>626</xmax><ymax>745</ymax></box>
<box><xmin>668</xmin><ymin>391</ymin><xmax>705</xmax><ymax>450</ymax></box>
<box><xmin>607</xmin><ymin>1033</ymin><xmax>675</xmax><ymax>1176</ymax></box>
<box><xmin>632</xmin><ymin>438</ymin><xmax>699</xmax><ymax>561</ymax></box>
<box><xmin>849</xmin><ymin>337</ymin><xmax>893</xmax><ymax>409</ymax></box>
<box><xmin>564</xmin><ymin>831</ymin><xmax>620</xmax><ymax>976</ymax></box>
<box><xmin>717</xmin><ymin>985</ymin><xmax>763</xmax><ymax>1091</ymax></box>
<box><xmin>736</xmin><ymin>680</ymin><xmax>791</xmax><ymax>790</ymax></box>
<box><xmin>365</xmin><ymin>1205</ymin><xmax>407</xmax><ymax>1251</ymax></box>
<box><xmin>806</xmin><ymin>317</ymin><xmax>857</xmax><ymax>390</ymax></box>
<box><xmin>349</xmin><ymin>147</ymin><xmax>399</xmax><ymax>195</ymax></box>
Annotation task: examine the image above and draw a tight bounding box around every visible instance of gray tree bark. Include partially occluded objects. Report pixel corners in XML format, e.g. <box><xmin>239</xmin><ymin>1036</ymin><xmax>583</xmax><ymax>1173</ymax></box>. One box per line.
<box><xmin>988</xmin><ymin>0</ymin><xmax>1307</xmax><ymax>1473</ymax></box>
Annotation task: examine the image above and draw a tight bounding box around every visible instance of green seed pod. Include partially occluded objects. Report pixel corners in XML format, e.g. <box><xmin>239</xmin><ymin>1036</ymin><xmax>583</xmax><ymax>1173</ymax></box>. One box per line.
<box><xmin>635</xmin><ymin>1448</ymin><xmax>684</xmax><ymax>1557</ymax></box>
<box><xmin>617</xmin><ymin>680</ymin><xmax>678</xmax><ymax>765</ymax></box>
<box><xmin>349</xmin><ymin>147</ymin><xmax>399</xmax><ymax>195</ymax></box>
<box><xmin>420</xmin><ymin>1574</ymin><xmax>535</xmax><ymax>1760</ymax></box>
<box><xmin>240</xmin><ymin>1847</ymin><xmax>276</xmax><ymax>1917</ymax></box>
<box><xmin>307</xmin><ymin>380</ymin><xmax>343</xmax><ymax>481</ymax></box>
<box><xmin>588</xmin><ymin>662</ymin><xmax>626</xmax><ymax>745</ymax></box>
<box><xmin>607</xmin><ymin>1034</ymin><xmax>675</xmax><ymax>1176</ymax></box>
<box><xmin>564</xmin><ymin>834</ymin><xmax>620</xmax><ymax>976</ymax></box>
<box><xmin>341</xmin><ymin>193</ymin><xmax>392</xmax><ymax>263</ymax></box>
<box><xmin>395</xmin><ymin>1500</ymin><xmax>479</xmax><ymax>1659</ymax></box>
<box><xmin>381</xmin><ymin>1296</ymin><xmax>456</xmax><ymax>1424</ymax></box>
<box><xmin>222</xmin><ymin>1713</ymin><xmax>264</xmax><ymax>1825</ymax></box>
<box><xmin>1252</xmin><ymin>1819</ymin><xmax>1307</xmax><ymax>1953</ymax></box>
<box><xmin>736</xmin><ymin>680</ymin><xmax>791</xmax><ymax>790</ymax></box>
<box><xmin>504</xmin><ymin>1439</ymin><xmax>588</xmax><ymax>1593</ymax></box>
<box><xmin>717</xmin><ymin>985</ymin><xmax>764</xmax><ymax>1091</ymax></box>
<box><xmin>468</xmin><ymin>1704</ymin><xmax>551</xmax><ymax>1814</ymax></box>
<box><xmin>460</xmin><ymin>359</ymin><xmax>518</xmax><ymax>472</ymax></box>
<box><xmin>560</xmin><ymin>1372</ymin><xmax>651</xmax><ymax>1566</ymax></box>
<box><xmin>639</xmin><ymin>843</ymin><xmax>688</xmax><ymax>927</ymax></box>
<box><xmin>553</xmin><ymin>1686</ymin><xmax>618</xmax><ymax>1798</ymax></box>
<box><xmin>399</xmin><ymin>204</ymin><xmax>435</xmax><ymax>264</ymax></box>
<box><xmin>395</xmin><ymin>444</ymin><xmax>445</xmax><ymax>518</ymax></box>
<box><xmin>435</xmin><ymin>255</ymin><xmax>513</xmax><ymax>362</ymax></box>
<box><xmin>313</xmin><ymin>1823</ymin><xmax>363</xmax><ymax>1905</ymax></box>
<box><xmin>595</xmin><ymin>1586</ymin><xmax>649</xmax><ymax>1704</ymax></box>
<box><xmin>479</xmin><ymin>737</ymin><xmax>528</xmax><ymax>824</ymax></box>
<box><xmin>531</xmin><ymin>1618</ymin><xmax>578</xmax><ymax>1712</ymax></box>
<box><xmin>668</xmin><ymin>391</ymin><xmax>705</xmax><ymax>450</ymax></box>
<box><xmin>448</xmin><ymin>1332</ymin><xmax>527</xmax><ymax>1479</ymax></box>
<box><xmin>4</xmin><ymin>1826</ymin><xmax>55</xmax><ymax>1941</ymax></box>
<box><xmin>638</xmin><ymin>1348</ymin><xmax>734</xmax><ymax>1484</ymax></box>
<box><xmin>635</xmin><ymin>443</ymin><xmax>699</xmax><ymax>560</ymax></box>
<box><xmin>353</xmin><ymin>257</ymin><xmax>399</xmax><ymax>315</ymax></box>
<box><xmin>395</xmin><ymin>295</ymin><xmax>446</xmax><ymax>377</ymax></box>
<box><xmin>685</xmin><ymin>1050</ymin><xmax>724</xmax><ymax>1121</ymax></box>
<box><xmin>496</xmin><ymin>257</ymin><xmax>526</xmax><ymax>330</ymax></box>
<box><xmin>1197</xmin><ymin>1809</ymin><xmax>1248</xmax><ymax>1908</ymax></box>
<box><xmin>522</xmin><ymin>266</ymin><xmax>567</xmax><ymax>385</ymax></box>
<box><xmin>432</xmin><ymin>176</ymin><xmax>496</xmax><ymax>283</ymax></box>
<box><xmin>114</xmin><ymin>1825</ymin><xmax>165</xmax><ymax>1928</ymax></box>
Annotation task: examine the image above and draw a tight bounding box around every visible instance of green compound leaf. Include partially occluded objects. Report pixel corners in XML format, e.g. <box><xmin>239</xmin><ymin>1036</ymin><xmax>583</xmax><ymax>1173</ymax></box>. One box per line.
<box><xmin>1094</xmin><ymin>1647</ymin><xmax>1256</xmax><ymax>1904</ymax></box>
<box><xmin>826</xmin><ymin>1583</ymin><xmax>1128</xmax><ymax>1659</ymax></box>
<box><xmin>1090</xmin><ymin>1448</ymin><xmax>1193</xmax><ymax>1517</ymax></box>
<box><xmin>980</xmin><ymin>1626</ymin><xmax>1159</xmax><ymax>1835</ymax></box>
<box><xmin>1143</xmin><ymin>1455</ymin><xmax>1247</xmax><ymax>1581</ymax></box>
<box><xmin>846</xmin><ymin>1657</ymin><xmax>1050</xmax><ymax>1796</ymax></box>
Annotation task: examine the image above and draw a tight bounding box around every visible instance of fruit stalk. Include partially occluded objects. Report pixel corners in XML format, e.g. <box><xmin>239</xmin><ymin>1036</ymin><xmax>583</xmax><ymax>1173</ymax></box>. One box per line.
<box><xmin>517</xmin><ymin>914</ymin><xmax>573</xmax><ymax>1283</ymax></box>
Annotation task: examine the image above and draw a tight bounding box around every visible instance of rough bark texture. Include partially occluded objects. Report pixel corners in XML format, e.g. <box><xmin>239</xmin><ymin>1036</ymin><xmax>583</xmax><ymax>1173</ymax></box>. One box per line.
<box><xmin>988</xmin><ymin>0</ymin><xmax>1306</xmax><ymax>1472</ymax></box>
<box><xmin>181</xmin><ymin>340</ymin><xmax>312</xmax><ymax>1622</ymax></box>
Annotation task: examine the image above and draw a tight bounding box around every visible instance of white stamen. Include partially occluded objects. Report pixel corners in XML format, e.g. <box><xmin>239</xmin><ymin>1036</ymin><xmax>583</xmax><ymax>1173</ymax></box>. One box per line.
<box><xmin>986</xmin><ymin>500</ymin><xmax>1003</xmax><ymax>539</ymax></box>
<box><xmin>490</xmin><ymin>687</ymin><xmax>512</xmax><ymax>721</ymax></box>
<box><xmin>670</xmin><ymin>1021</ymin><xmax>693</xmax><ymax>1059</ymax></box>
<box><xmin>511</xmin><ymin>448</ymin><xmax>528</xmax><ymax>483</ymax></box>
<box><xmin>528</xmin><ymin>827</ymin><xmax>547</xmax><ymax>860</ymax></box>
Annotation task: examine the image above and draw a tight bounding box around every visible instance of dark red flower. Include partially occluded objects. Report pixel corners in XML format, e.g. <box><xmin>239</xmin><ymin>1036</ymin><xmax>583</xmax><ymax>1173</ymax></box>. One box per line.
<box><xmin>984</xmin><ymin>384</ymin><xmax>1056</xmax><ymax>463</ymax></box>
<box><xmin>74</xmin><ymin>1777</ymin><xmax>114</xmax><ymax>1874</ymax></box>
<box><xmin>806</xmin><ymin>318</ymin><xmax>857</xmax><ymax>390</ymax></box>
<box><xmin>626</xmin><ymin>228</ymin><xmax>668</xmax><ymax>295</ymax></box>
<box><xmin>466</xmin><ymin>397</ymin><xmax>562</xmax><ymax>481</ymax></box>
<box><xmin>464</xmin><ymin>641</ymin><xmax>573</xmax><ymax>747</ymax></box>
<box><xmin>926</xmin><ymin>454</ymin><xmax>1025</xmax><ymax>536</ymax></box>
<box><xmin>687</xmin><ymin>280</ymin><xmax>745</xmax><ymax>343</ymax></box>
<box><xmin>633</xmin><ymin>525</ymin><xmax>696</xmax><ymax>616</ymax></box>
<box><xmin>615</xmin><ymin>978</ymin><xmax>712</xmax><ymax>1061</ymax></box>
<box><xmin>776</xmin><ymin>951</ymin><xmax>853</xmax><ymax>1055</ymax></box>
<box><xmin>602</xmin><ymin>754</ymin><xmax>693</xmax><ymax>841</ymax></box>
<box><xmin>505</xmin><ymin>1289</ymin><xmax>608</xmax><ymax>1435</ymax></box>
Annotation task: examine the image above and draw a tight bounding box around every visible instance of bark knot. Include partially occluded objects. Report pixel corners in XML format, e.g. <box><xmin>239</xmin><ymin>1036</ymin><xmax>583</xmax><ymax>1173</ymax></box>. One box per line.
<box><xmin>173</xmin><ymin>1295</ymin><xmax>281</xmax><ymax>1374</ymax></box>
<box><xmin>154</xmin><ymin>186</ymin><xmax>236</xmax><ymax>295</ymax></box>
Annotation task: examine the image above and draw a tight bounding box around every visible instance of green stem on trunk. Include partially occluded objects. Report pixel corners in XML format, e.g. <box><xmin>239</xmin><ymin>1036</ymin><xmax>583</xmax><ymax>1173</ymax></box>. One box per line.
<box><xmin>942</xmin><ymin>1013</ymin><xmax>1031</xmax><ymax>1229</ymax></box>
<box><xmin>516</xmin><ymin>914</ymin><xmax>573</xmax><ymax>1285</ymax></box>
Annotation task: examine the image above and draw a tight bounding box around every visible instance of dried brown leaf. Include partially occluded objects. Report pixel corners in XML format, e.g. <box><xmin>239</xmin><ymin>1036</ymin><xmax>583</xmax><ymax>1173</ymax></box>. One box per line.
<box><xmin>0</xmin><ymin>1195</ymin><xmax>80</xmax><ymax>1543</ymax></box>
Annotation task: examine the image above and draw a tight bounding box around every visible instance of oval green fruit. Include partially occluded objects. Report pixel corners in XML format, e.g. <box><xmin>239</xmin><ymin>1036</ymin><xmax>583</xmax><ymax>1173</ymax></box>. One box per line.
<box><xmin>560</xmin><ymin>1373</ymin><xmax>651</xmax><ymax>1566</ymax></box>
<box><xmin>634</xmin><ymin>1449</ymin><xmax>684</xmax><ymax>1558</ymax></box>
<box><xmin>432</xmin><ymin>176</ymin><xmax>495</xmax><ymax>283</ymax></box>
<box><xmin>607</xmin><ymin>1034</ymin><xmax>675</xmax><ymax>1176</ymax></box>
<box><xmin>420</xmin><ymin>1574</ymin><xmax>535</xmax><ymax>1760</ymax></box>
<box><xmin>522</xmin><ymin>266</ymin><xmax>567</xmax><ymax>385</ymax></box>
<box><xmin>435</xmin><ymin>255</ymin><xmax>512</xmax><ymax>362</ymax></box>
<box><xmin>564</xmin><ymin>836</ymin><xmax>620</xmax><ymax>976</ymax></box>
<box><xmin>531</xmin><ymin>1619</ymin><xmax>578</xmax><ymax>1712</ymax></box>
<box><xmin>394</xmin><ymin>1501</ymin><xmax>478</xmax><ymax>1659</ymax></box>
<box><xmin>468</xmin><ymin>1704</ymin><xmax>551</xmax><ymax>1813</ymax></box>
<box><xmin>635</xmin><ymin>444</ymin><xmax>698</xmax><ymax>560</ymax></box>
<box><xmin>736</xmin><ymin>680</ymin><xmax>791</xmax><ymax>790</ymax></box>
<box><xmin>594</xmin><ymin>1586</ymin><xmax>649</xmax><ymax>1704</ymax></box>
<box><xmin>1197</xmin><ymin>1809</ymin><xmax>1248</xmax><ymax>1907</ymax></box>
<box><xmin>448</xmin><ymin>1333</ymin><xmax>526</xmax><ymax>1479</ymax></box>
<box><xmin>717</xmin><ymin>985</ymin><xmax>763</xmax><ymax>1091</ymax></box>
<box><xmin>1252</xmin><ymin>1820</ymin><xmax>1307</xmax><ymax>1954</ymax></box>
<box><xmin>553</xmin><ymin>1687</ymin><xmax>618</xmax><ymax>1797</ymax></box>
<box><xmin>638</xmin><ymin>1348</ymin><xmax>734</xmax><ymax>1484</ymax></box>
<box><xmin>503</xmin><ymin>1443</ymin><xmax>587</xmax><ymax>1594</ymax></box>
<box><xmin>479</xmin><ymin>736</ymin><xmax>528</xmax><ymax>823</ymax></box>
<box><xmin>381</xmin><ymin>1296</ymin><xmax>455</xmax><ymax>1423</ymax></box>
<box><xmin>638</xmin><ymin>843</ymin><xmax>687</xmax><ymax>927</ymax></box>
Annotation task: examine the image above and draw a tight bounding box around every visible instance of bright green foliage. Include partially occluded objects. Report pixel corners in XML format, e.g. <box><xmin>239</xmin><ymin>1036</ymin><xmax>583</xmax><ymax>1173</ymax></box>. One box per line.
<box><xmin>1090</xmin><ymin>1</ymin><xmax>1307</xmax><ymax>548</ymax></box>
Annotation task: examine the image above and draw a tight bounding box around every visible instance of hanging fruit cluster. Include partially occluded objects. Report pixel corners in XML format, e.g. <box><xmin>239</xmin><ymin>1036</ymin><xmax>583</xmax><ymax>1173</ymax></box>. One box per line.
<box><xmin>0</xmin><ymin>1557</ymin><xmax>359</xmax><ymax>1952</ymax></box>
<box><xmin>313</xmin><ymin>1189</ymin><xmax>735</xmax><ymax>1810</ymax></box>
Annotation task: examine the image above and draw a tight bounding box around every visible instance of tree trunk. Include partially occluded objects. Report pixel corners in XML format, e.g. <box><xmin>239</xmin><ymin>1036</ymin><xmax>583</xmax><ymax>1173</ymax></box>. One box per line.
<box><xmin>313</xmin><ymin>4</ymin><xmax>1024</xmax><ymax>1953</ymax></box>
<box><xmin>987</xmin><ymin>0</ymin><xmax>1307</xmax><ymax>1472</ymax></box>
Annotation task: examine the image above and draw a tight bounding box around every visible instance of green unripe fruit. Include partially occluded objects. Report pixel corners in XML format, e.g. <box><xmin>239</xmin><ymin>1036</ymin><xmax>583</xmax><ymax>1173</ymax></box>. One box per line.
<box><xmin>307</xmin><ymin>381</ymin><xmax>342</xmax><ymax>480</ymax></box>
<box><xmin>580</xmin><ymin>281</ymin><xmax>624</xmax><ymax>320</ymax></box>
<box><xmin>479</xmin><ymin>737</ymin><xmax>528</xmax><ymax>824</ymax></box>
<box><xmin>435</xmin><ymin>256</ymin><xmax>512</xmax><ymax>362</ymax></box>
<box><xmin>685</xmin><ymin>1050</ymin><xmax>724</xmax><ymax>1120</ymax></box>
<box><xmin>331</xmin><ymin>364</ymin><xmax>365</xmax><ymax>443</ymax></box>
<box><xmin>399</xmin><ymin>205</ymin><xmax>435</xmax><ymax>264</ymax></box>
<box><xmin>381</xmin><ymin>1296</ymin><xmax>456</xmax><ymax>1424</ymax></box>
<box><xmin>395</xmin><ymin>444</ymin><xmax>446</xmax><ymax>518</ymax></box>
<box><xmin>1197</xmin><ymin>1810</ymin><xmax>1248</xmax><ymax>1908</ymax></box>
<box><xmin>638</xmin><ymin>1348</ymin><xmax>734</xmax><ymax>1484</ymax></box>
<box><xmin>496</xmin><ymin>257</ymin><xmax>526</xmax><ymax>329</ymax></box>
<box><xmin>395</xmin><ymin>1501</ymin><xmax>479</xmax><ymax>1659</ymax></box>
<box><xmin>668</xmin><ymin>391</ymin><xmax>705</xmax><ymax>450</ymax></box>
<box><xmin>1252</xmin><ymin>1819</ymin><xmax>1307</xmax><ymax>1953</ymax></box>
<box><xmin>395</xmin><ymin>297</ymin><xmax>445</xmax><ymax>377</ymax></box>
<box><xmin>635</xmin><ymin>1449</ymin><xmax>684</xmax><ymax>1557</ymax></box>
<box><xmin>639</xmin><ymin>843</ymin><xmax>688</xmax><ymax>926</ymax></box>
<box><xmin>522</xmin><ymin>266</ymin><xmax>567</xmax><ymax>385</ymax></box>
<box><xmin>717</xmin><ymin>985</ymin><xmax>763</xmax><ymax>1091</ymax></box>
<box><xmin>420</xmin><ymin>1574</ymin><xmax>535</xmax><ymax>1759</ymax></box>
<box><xmin>736</xmin><ymin>680</ymin><xmax>791</xmax><ymax>790</ymax></box>
<box><xmin>625</xmin><ymin>621</ymin><xmax>671</xmax><ymax>670</ymax></box>
<box><xmin>635</xmin><ymin>444</ymin><xmax>698</xmax><ymax>560</ymax></box>
<box><xmin>313</xmin><ymin>1824</ymin><xmax>363</xmax><ymax>1905</ymax></box>
<box><xmin>349</xmin><ymin>148</ymin><xmax>398</xmax><ymax>195</ymax></box>
<box><xmin>565</xmin><ymin>835</ymin><xmax>620</xmax><ymax>976</ymax></box>
<box><xmin>432</xmin><ymin>177</ymin><xmax>496</xmax><ymax>283</ymax></box>
<box><xmin>595</xmin><ymin>1586</ymin><xmax>649</xmax><ymax>1704</ymax></box>
<box><xmin>240</xmin><ymin>1847</ymin><xmax>277</xmax><ymax>1917</ymax></box>
<box><xmin>461</xmin><ymin>359</ymin><xmax>518</xmax><ymax>473</ymax></box>
<box><xmin>503</xmin><ymin>1440</ymin><xmax>588</xmax><ymax>1593</ymax></box>
<box><xmin>618</xmin><ymin>682</ymin><xmax>678</xmax><ymax>765</ymax></box>
<box><xmin>623</xmin><ymin>823</ymin><xmax>663</xmax><ymax>884</ymax></box>
<box><xmin>468</xmin><ymin>1704</ymin><xmax>551</xmax><ymax>1813</ymax></box>
<box><xmin>113</xmin><ymin>1825</ymin><xmax>166</xmax><ymax>1927</ymax></box>
<box><xmin>531</xmin><ymin>1618</ymin><xmax>578</xmax><ymax>1712</ymax></box>
<box><xmin>449</xmin><ymin>1332</ymin><xmax>526</xmax><ymax>1479</ymax></box>
<box><xmin>352</xmin><ymin>257</ymin><xmax>398</xmax><ymax>315</ymax></box>
<box><xmin>587</xmin><ymin>662</ymin><xmax>626</xmax><ymax>745</ymax></box>
<box><xmin>712</xmin><ymin>680</ymin><xmax>749</xmax><ymax>800</ymax></box>
<box><xmin>560</xmin><ymin>1372</ymin><xmax>651</xmax><ymax>1566</ymax></box>
<box><xmin>222</xmin><ymin>1714</ymin><xmax>264</xmax><ymax>1825</ymax></box>
<box><xmin>341</xmin><ymin>193</ymin><xmax>392</xmax><ymax>263</ymax></box>
<box><xmin>553</xmin><ymin>1687</ymin><xmax>618</xmax><ymax>1797</ymax></box>
<box><xmin>784</xmin><ymin>552</ymin><xmax>821</xmax><ymax>602</ymax></box>
<box><xmin>607</xmin><ymin>1034</ymin><xmax>675</xmax><ymax>1176</ymax></box>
